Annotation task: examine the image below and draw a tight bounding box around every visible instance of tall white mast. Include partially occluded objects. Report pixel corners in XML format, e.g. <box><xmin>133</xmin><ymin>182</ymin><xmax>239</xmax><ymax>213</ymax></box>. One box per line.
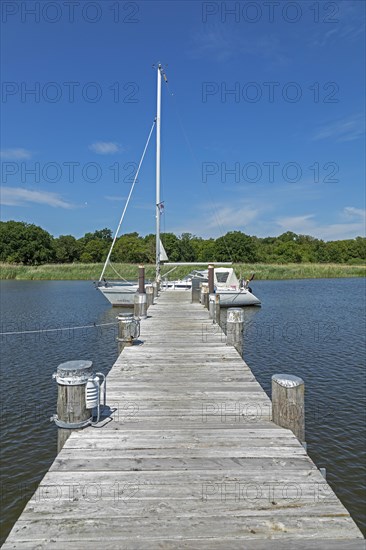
<box><xmin>155</xmin><ymin>64</ymin><xmax>162</xmax><ymax>282</ymax></box>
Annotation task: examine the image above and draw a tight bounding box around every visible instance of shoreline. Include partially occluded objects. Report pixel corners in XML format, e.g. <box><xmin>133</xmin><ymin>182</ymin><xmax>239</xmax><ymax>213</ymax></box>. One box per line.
<box><xmin>1</xmin><ymin>262</ymin><xmax>365</xmax><ymax>281</ymax></box>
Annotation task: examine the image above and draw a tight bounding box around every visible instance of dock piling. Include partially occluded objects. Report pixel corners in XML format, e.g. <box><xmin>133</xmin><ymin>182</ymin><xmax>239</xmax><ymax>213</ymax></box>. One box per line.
<box><xmin>200</xmin><ymin>285</ymin><xmax>209</xmax><ymax>309</ymax></box>
<box><xmin>134</xmin><ymin>292</ymin><xmax>147</xmax><ymax>319</ymax></box>
<box><xmin>134</xmin><ymin>265</ymin><xmax>148</xmax><ymax>318</ymax></box>
<box><xmin>272</xmin><ymin>373</ymin><xmax>305</xmax><ymax>443</ymax></box>
<box><xmin>191</xmin><ymin>277</ymin><xmax>201</xmax><ymax>303</ymax></box>
<box><xmin>52</xmin><ymin>360</ymin><xmax>94</xmax><ymax>453</ymax></box>
<box><xmin>138</xmin><ymin>265</ymin><xmax>146</xmax><ymax>294</ymax></box>
<box><xmin>208</xmin><ymin>264</ymin><xmax>214</xmax><ymax>294</ymax></box>
<box><xmin>209</xmin><ymin>293</ymin><xmax>220</xmax><ymax>324</ymax></box>
<box><xmin>226</xmin><ymin>307</ymin><xmax>244</xmax><ymax>355</ymax></box>
<box><xmin>117</xmin><ymin>313</ymin><xmax>140</xmax><ymax>351</ymax></box>
<box><xmin>146</xmin><ymin>285</ymin><xmax>154</xmax><ymax>308</ymax></box>
<box><xmin>152</xmin><ymin>282</ymin><xmax>159</xmax><ymax>300</ymax></box>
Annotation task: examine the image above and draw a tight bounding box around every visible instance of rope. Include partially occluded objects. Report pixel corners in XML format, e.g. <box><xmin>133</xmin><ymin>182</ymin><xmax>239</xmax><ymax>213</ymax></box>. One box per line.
<box><xmin>0</xmin><ymin>321</ymin><xmax>118</xmax><ymax>336</ymax></box>
<box><xmin>161</xmin><ymin>265</ymin><xmax>178</xmax><ymax>278</ymax></box>
<box><xmin>107</xmin><ymin>262</ymin><xmax>130</xmax><ymax>282</ymax></box>
<box><xmin>99</xmin><ymin>118</ymin><xmax>157</xmax><ymax>281</ymax></box>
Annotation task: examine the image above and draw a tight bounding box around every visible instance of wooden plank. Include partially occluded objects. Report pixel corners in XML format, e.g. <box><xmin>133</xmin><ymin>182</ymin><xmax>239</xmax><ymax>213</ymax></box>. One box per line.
<box><xmin>4</xmin><ymin>515</ymin><xmax>361</xmax><ymax>543</ymax></box>
<box><xmin>2</xmin><ymin>539</ymin><xmax>364</xmax><ymax>550</ymax></box>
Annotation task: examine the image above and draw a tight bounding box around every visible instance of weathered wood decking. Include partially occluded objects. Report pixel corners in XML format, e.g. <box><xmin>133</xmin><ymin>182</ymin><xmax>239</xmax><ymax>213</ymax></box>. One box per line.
<box><xmin>3</xmin><ymin>292</ymin><xmax>364</xmax><ymax>549</ymax></box>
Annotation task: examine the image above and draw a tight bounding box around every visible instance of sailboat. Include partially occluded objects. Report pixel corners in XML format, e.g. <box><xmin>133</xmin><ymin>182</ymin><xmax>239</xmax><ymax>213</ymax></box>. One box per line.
<box><xmin>97</xmin><ymin>64</ymin><xmax>166</xmax><ymax>306</ymax></box>
<box><xmin>97</xmin><ymin>64</ymin><xmax>261</xmax><ymax>307</ymax></box>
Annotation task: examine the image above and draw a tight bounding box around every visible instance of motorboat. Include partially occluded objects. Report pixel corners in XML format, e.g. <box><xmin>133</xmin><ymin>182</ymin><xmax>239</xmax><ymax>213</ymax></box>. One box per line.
<box><xmin>161</xmin><ymin>267</ymin><xmax>260</xmax><ymax>306</ymax></box>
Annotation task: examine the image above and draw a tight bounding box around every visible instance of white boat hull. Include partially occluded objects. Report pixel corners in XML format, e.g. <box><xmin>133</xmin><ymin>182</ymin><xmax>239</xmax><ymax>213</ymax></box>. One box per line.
<box><xmin>217</xmin><ymin>289</ymin><xmax>261</xmax><ymax>307</ymax></box>
<box><xmin>161</xmin><ymin>282</ymin><xmax>260</xmax><ymax>306</ymax></box>
<box><xmin>97</xmin><ymin>283</ymin><xmax>137</xmax><ymax>307</ymax></box>
<box><xmin>161</xmin><ymin>281</ymin><xmax>192</xmax><ymax>291</ymax></box>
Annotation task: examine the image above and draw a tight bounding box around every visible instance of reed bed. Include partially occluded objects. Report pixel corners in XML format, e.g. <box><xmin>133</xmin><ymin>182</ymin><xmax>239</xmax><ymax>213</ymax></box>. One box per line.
<box><xmin>1</xmin><ymin>262</ymin><xmax>365</xmax><ymax>281</ymax></box>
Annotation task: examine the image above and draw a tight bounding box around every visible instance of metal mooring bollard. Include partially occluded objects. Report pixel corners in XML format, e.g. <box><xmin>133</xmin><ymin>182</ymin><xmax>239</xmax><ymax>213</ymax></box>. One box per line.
<box><xmin>191</xmin><ymin>278</ymin><xmax>201</xmax><ymax>303</ymax></box>
<box><xmin>52</xmin><ymin>360</ymin><xmax>94</xmax><ymax>453</ymax></box>
<box><xmin>134</xmin><ymin>292</ymin><xmax>147</xmax><ymax>319</ymax></box>
<box><xmin>146</xmin><ymin>285</ymin><xmax>154</xmax><ymax>308</ymax></box>
<box><xmin>152</xmin><ymin>282</ymin><xmax>159</xmax><ymax>300</ymax></box>
<box><xmin>117</xmin><ymin>313</ymin><xmax>140</xmax><ymax>352</ymax></box>
<box><xmin>271</xmin><ymin>373</ymin><xmax>305</xmax><ymax>444</ymax></box>
<box><xmin>209</xmin><ymin>293</ymin><xmax>220</xmax><ymax>324</ymax></box>
<box><xmin>200</xmin><ymin>285</ymin><xmax>209</xmax><ymax>309</ymax></box>
<box><xmin>226</xmin><ymin>307</ymin><xmax>244</xmax><ymax>355</ymax></box>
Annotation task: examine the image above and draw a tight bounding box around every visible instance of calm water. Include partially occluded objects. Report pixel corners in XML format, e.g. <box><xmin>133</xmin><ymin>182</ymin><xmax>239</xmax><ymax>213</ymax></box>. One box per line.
<box><xmin>0</xmin><ymin>281</ymin><xmax>130</xmax><ymax>545</ymax></box>
<box><xmin>0</xmin><ymin>278</ymin><xmax>365</xmax><ymax>543</ymax></box>
<box><xmin>226</xmin><ymin>278</ymin><xmax>366</xmax><ymax>535</ymax></box>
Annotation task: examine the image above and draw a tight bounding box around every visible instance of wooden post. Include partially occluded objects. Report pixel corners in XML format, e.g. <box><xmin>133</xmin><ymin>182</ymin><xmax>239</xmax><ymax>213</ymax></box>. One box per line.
<box><xmin>53</xmin><ymin>360</ymin><xmax>93</xmax><ymax>453</ymax></box>
<box><xmin>146</xmin><ymin>285</ymin><xmax>154</xmax><ymax>308</ymax></box>
<box><xmin>200</xmin><ymin>285</ymin><xmax>209</xmax><ymax>309</ymax></box>
<box><xmin>226</xmin><ymin>308</ymin><xmax>244</xmax><ymax>355</ymax></box>
<box><xmin>208</xmin><ymin>264</ymin><xmax>214</xmax><ymax>294</ymax></box>
<box><xmin>134</xmin><ymin>292</ymin><xmax>147</xmax><ymax>319</ymax></box>
<box><xmin>272</xmin><ymin>374</ymin><xmax>305</xmax><ymax>443</ymax></box>
<box><xmin>138</xmin><ymin>265</ymin><xmax>146</xmax><ymax>294</ymax></box>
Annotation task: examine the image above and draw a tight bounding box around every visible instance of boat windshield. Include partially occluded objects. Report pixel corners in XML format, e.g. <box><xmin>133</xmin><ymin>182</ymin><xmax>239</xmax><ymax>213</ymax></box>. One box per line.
<box><xmin>215</xmin><ymin>271</ymin><xmax>230</xmax><ymax>283</ymax></box>
<box><xmin>183</xmin><ymin>270</ymin><xmax>207</xmax><ymax>280</ymax></box>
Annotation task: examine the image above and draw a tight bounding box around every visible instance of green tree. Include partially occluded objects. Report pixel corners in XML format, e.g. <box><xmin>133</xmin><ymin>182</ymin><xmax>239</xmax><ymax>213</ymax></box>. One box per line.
<box><xmin>0</xmin><ymin>221</ymin><xmax>54</xmax><ymax>265</ymax></box>
<box><xmin>79</xmin><ymin>228</ymin><xmax>112</xmax><ymax>247</ymax></box>
<box><xmin>93</xmin><ymin>228</ymin><xmax>112</xmax><ymax>242</ymax></box>
<box><xmin>273</xmin><ymin>241</ymin><xmax>302</xmax><ymax>263</ymax></box>
<box><xmin>82</xmin><ymin>239</ymin><xmax>108</xmax><ymax>262</ymax></box>
<box><xmin>112</xmin><ymin>233</ymin><xmax>149</xmax><ymax>263</ymax></box>
<box><xmin>215</xmin><ymin>231</ymin><xmax>258</xmax><ymax>262</ymax></box>
<box><xmin>191</xmin><ymin>237</ymin><xmax>216</xmax><ymax>262</ymax></box>
<box><xmin>53</xmin><ymin>235</ymin><xmax>81</xmax><ymax>263</ymax></box>
<box><xmin>178</xmin><ymin>233</ymin><xmax>196</xmax><ymax>262</ymax></box>
<box><xmin>144</xmin><ymin>234</ymin><xmax>156</xmax><ymax>263</ymax></box>
<box><xmin>79</xmin><ymin>252</ymin><xmax>94</xmax><ymax>263</ymax></box>
<box><xmin>277</xmin><ymin>231</ymin><xmax>299</xmax><ymax>243</ymax></box>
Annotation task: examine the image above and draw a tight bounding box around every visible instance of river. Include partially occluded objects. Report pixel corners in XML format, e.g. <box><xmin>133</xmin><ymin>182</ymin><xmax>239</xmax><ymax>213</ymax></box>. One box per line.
<box><xmin>0</xmin><ymin>278</ymin><xmax>365</xmax><ymax>543</ymax></box>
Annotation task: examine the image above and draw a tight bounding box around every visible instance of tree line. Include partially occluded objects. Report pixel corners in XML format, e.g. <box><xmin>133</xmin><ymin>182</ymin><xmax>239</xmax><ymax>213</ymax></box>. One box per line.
<box><xmin>0</xmin><ymin>220</ymin><xmax>365</xmax><ymax>266</ymax></box>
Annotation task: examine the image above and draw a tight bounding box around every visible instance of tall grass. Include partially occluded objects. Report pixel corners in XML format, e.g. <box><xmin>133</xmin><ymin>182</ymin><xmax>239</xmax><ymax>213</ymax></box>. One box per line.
<box><xmin>0</xmin><ymin>262</ymin><xmax>365</xmax><ymax>281</ymax></box>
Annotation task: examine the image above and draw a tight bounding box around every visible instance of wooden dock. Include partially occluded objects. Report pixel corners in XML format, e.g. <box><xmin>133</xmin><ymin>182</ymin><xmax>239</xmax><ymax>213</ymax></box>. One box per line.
<box><xmin>3</xmin><ymin>292</ymin><xmax>364</xmax><ymax>549</ymax></box>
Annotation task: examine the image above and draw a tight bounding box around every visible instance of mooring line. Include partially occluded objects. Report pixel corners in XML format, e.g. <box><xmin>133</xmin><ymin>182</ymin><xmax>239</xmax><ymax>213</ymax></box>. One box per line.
<box><xmin>0</xmin><ymin>321</ymin><xmax>118</xmax><ymax>336</ymax></box>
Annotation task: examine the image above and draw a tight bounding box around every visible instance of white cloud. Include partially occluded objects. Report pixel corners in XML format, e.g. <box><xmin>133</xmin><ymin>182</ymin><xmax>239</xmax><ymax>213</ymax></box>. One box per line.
<box><xmin>169</xmin><ymin>200</ymin><xmax>263</xmax><ymax>237</ymax></box>
<box><xmin>206</xmin><ymin>204</ymin><xmax>259</xmax><ymax>229</ymax></box>
<box><xmin>105</xmin><ymin>195</ymin><xmax>127</xmax><ymax>202</ymax></box>
<box><xmin>275</xmin><ymin>208</ymin><xmax>365</xmax><ymax>240</ymax></box>
<box><xmin>312</xmin><ymin>114</ymin><xmax>365</xmax><ymax>143</ymax></box>
<box><xmin>89</xmin><ymin>142</ymin><xmax>122</xmax><ymax>154</ymax></box>
<box><xmin>311</xmin><ymin>1</ymin><xmax>365</xmax><ymax>47</ymax></box>
<box><xmin>0</xmin><ymin>187</ymin><xmax>74</xmax><ymax>209</ymax></box>
<box><xmin>275</xmin><ymin>214</ymin><xmax>315</xmax><ymax>233</ymax></box>
<box><xmin>343</xmin><ymin>207</ymin><xmax>366</xmax><ymax>220</ymax></box>
<box><xmin>190</xmin><ymin>26</ymin><xmax>289</xmax><ymax>65</ymax></box>
<box><xmin>0</xmin><ymin>148</ymin><xmax>32</xmax><ymax>160</ymax></box>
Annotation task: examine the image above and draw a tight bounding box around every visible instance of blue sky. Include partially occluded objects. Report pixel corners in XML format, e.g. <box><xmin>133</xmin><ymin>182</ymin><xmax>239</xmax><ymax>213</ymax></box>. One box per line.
<box><xmin>1</xmin><ymin>0</ymin><xmax>365</xmax><ymax>241</ymax></box>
